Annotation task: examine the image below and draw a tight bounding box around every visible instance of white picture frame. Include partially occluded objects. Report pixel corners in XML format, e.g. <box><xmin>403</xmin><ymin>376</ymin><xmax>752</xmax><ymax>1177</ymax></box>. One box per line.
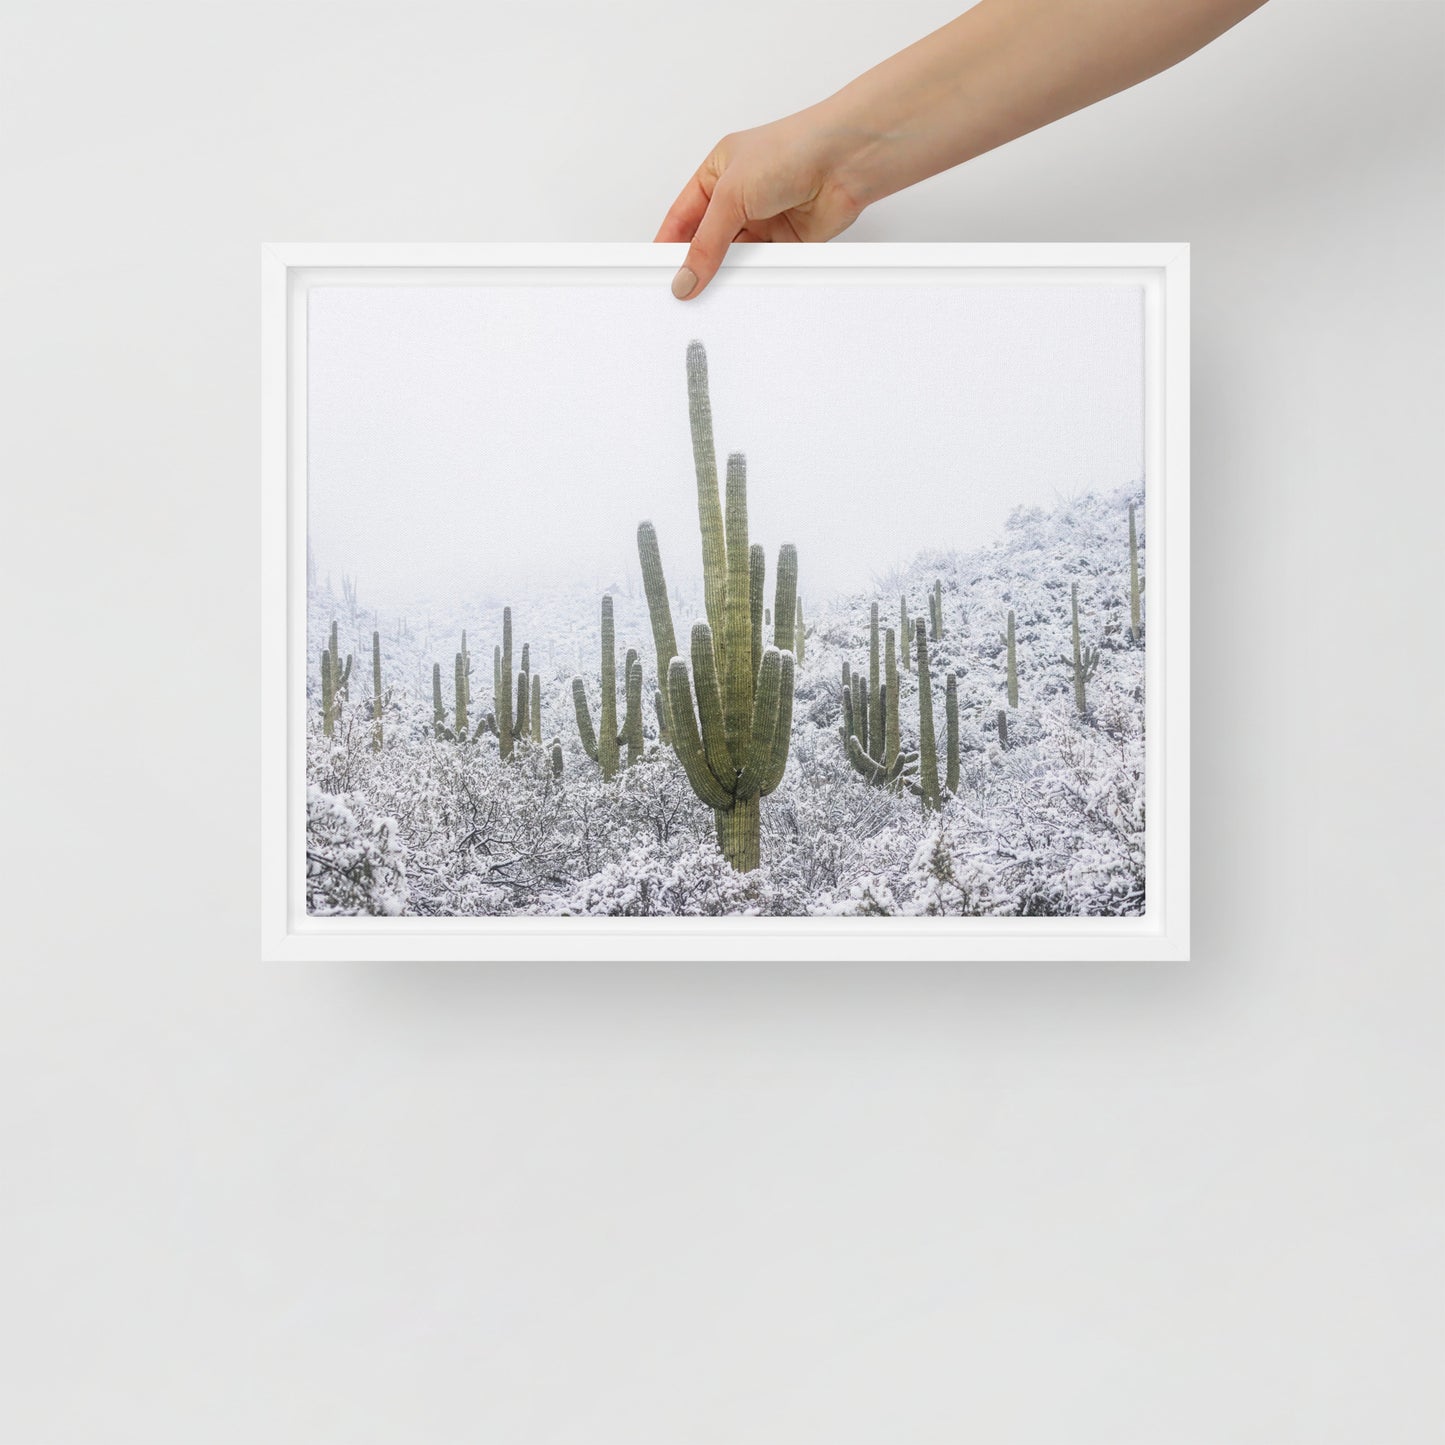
<box><xmin>262</xmin><ymin>242</ymin><xmax>1189</xmax><ymax>962</ymax></box>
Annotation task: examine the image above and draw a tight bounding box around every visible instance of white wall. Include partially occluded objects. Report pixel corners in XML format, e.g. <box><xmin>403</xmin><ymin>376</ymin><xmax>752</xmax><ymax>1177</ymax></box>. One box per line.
<box><xmin>2</xmin><ymin>2</ymin><xmax>1441</xmax><ymax>1441</ymax></box>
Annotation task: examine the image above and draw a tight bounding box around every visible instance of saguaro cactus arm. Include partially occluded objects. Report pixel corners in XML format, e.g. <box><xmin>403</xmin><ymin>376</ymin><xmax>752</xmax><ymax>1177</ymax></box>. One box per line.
<box><xmin>637</xmin><ymin>522</ymin><xmax>680</xmax><ymax>732</ymax></box>
<box><xmin>690</xmin><ymin>621</ymin><xmax>735</xmax><ymax>783</ymax></box>
<box><xmin>772</xmin><ymin>546</ymin><xmax>798</xmax><ymax>657</ymax></box>
<box><xmin>667</xmin><ymin>659</ymin><xmax>733</xmax><ymax>810</ymax></box>
<box><xmin>749</xmin><ymin>543</ymin><xmax>765</xmax><ymax>684</ymax></box>
<box><xmin>734</xmin><ymin>647</ymin><xmax>782</xmax><ymax>800</ymax></box>
<box><xmin>759</xmin><ymin>652</ymin><xmax>795</xmax><ymax>796</ymax></box>
<box><xmin>571</xmin><ymin>677</ymin><xmax>600</xmax><ymax>762</ymax></box>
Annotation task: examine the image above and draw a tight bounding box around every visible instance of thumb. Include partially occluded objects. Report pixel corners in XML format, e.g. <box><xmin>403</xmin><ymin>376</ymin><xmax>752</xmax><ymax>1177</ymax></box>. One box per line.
<box><xmin>671</xmin><ymin>182</ymin><xmax>747</xmax><ymax>300</ymax></box>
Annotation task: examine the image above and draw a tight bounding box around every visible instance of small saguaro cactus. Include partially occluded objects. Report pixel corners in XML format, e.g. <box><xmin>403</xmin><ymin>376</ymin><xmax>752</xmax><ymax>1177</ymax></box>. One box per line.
<box><xmin>495</xmin><ymin>607</ymin><xmax>515</xmax><ymax>761</ymax></box>
<box><xmin>636</xmin><ymin>340</ymin><xmax>797</xmax><ymax>872</ymax></box>
<box><xmin>530</xmin><ymin>674</ymin><xmax>542</xmax><ymax>746</ymax></box>
<box><xmin>572</xmin><ymin>594</ymin><xmax>621</xmax><ymax>780</ymax></box>
<box><xmin>997</xmin><ymin>708</ymin><xmax>1009</xmax><ymax>749</ymax></box>
<box><xmin>915</xmin><ymin>618</ymin><xmax>941</xmax><ymax>810</ymax></box>
<box><xmin>370</xmin><ymin>630</ymin><xmax>383</xmax><ymax>752</ymax></box>
<box><xmin>1068</xmin><ymin>581</ymin><xmax>1101</xmax><ymax>716</ymax></box>
<box><xmin>320</xmin><ymin>647</ymin><xmax>339</xmax><ymax>737</ymax></box>
<box><xmin>842</xmin><ymin>626</ymin><xmax>917</xmax><ymax>788</ymax></box>
<box><xmin>795</xmin><ymin>597</ymin><xmax>807</xmax><ymax>665</ymax></box>
<box><xmin>867</xmin><ymin>603</ymin><xmax>882</xmax><ymax>759</ymax></box>
<box><xmin>624</xmin><ymin>651</ymin><xmax>643</xmax><ymax>766</ymax></box>
<box><xmin>459</xmin><ymin>629</ymin><xmax>471</xmax><ymax>710</ymax></box>
<box><xmin>432</xmin><ymin>662</ymin><xmax>458</xmax><ymax>741</ymax></box>
<box><xmin>1129</xmin><ymin>501</ymin><xmax>1145</xmax><ymax>644</ymax></box>
<box><xmin>551</xmin><ymin>740</ymin><xmax>564</xmax><ymax>778</ymax></box>
<box><xmin>454</xmin><ymin>651</ymin><xmax>469</xmax><ymax>739</ymax></box>
<box><xmin>900</xmin><ymin>595</ymin><xmax>912</xmax><ymax>671</ymax></box>
<box><xmin>653</xmin><ymin>690</ymin><xmax>670</xmax><ymax>747</ymax></box>
<box><xmin>929</xmin><ymin>579</ymin><xmax>944</xmax><ymax>641</ymax></box>
<box><xmin>1003</xmin><ymin>608</ymin><xmax>1018</xmax><ymax>708</ymax></box>
<box><xmin>328</xmin><ymin>621</ymin><xmax>353</xmax><ymax>699</ymax></box>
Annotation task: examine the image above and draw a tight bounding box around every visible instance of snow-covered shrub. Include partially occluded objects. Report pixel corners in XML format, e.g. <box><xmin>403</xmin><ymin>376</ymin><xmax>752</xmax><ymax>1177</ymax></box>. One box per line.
<box><xmin>555</xmin><ymin>839</ymin><xmax>776</xmax><ymax>916</ymax></box>
<box><xmin>305</xmin><ymin>786</ymin><xmax>408</xmax><ymax>915</ymax></box>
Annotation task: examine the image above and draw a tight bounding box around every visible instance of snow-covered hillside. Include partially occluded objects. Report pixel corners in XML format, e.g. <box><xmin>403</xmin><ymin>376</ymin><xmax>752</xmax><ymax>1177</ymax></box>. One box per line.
<box><xmin>305</xmin><ymin>486</ymin><xmax>1145</xmax><ymax>917</ymax></box>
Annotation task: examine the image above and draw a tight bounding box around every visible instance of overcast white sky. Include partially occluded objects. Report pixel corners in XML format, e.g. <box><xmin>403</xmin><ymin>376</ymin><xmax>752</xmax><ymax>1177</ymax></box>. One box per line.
<box><xmin>308</xmin><ymin>280</ymin><xmax>1143</xmax><ymax>606</ymax></box>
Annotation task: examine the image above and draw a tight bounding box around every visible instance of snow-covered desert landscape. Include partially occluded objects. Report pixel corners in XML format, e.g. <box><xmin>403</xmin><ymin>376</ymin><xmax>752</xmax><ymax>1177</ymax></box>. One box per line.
<box><xmin>305</xmin><ymin>476</ymin><xmax>1145</xmax><ymax>917</ymax></box>
<box><xmin>304</xmin><ymin>289</ymin><xmax>1148</xmax><ymax>918</ymax></box>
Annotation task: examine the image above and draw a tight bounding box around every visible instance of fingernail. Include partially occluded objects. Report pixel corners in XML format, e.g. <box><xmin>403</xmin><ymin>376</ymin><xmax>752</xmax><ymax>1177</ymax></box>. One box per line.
<box><xmin>671</xmin><ymin>266</ymin><xmax>697</xmax><ymax>300</ymax></box>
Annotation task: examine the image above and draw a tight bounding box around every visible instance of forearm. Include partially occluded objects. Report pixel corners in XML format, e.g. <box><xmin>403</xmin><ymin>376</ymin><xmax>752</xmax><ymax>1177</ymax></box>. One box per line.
<box><xmin>812</xmin><ymin>0</ymin><xmax>1268</xmax><ymax>208</ymax></box>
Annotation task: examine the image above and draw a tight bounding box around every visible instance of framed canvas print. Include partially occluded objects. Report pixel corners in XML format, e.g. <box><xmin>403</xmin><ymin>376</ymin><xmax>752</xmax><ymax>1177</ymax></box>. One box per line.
<box><xmin>262</xmin><ymin>243</ymin><xmax>1189</xmax><ymax>961</ymax></box>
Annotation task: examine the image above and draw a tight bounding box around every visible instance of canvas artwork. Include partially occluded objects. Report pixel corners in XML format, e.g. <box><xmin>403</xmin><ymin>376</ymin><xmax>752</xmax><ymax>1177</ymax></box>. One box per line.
<box><xmin>303</xmin><ymin>279</ymin><xmax>1148</xmax><ymax>920</ymax></box>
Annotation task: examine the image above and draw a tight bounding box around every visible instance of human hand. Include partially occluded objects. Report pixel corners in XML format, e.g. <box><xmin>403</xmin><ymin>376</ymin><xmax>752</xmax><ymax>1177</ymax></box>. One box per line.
<box><xmin>656</xmin><ymin>107</ymin><xmax>869</xmax><ymax>301</ymax></box>
<box><xmin>657</xmin><ymin>0</ymin><xmax>1269</xmax><ymax>302</ymax></box>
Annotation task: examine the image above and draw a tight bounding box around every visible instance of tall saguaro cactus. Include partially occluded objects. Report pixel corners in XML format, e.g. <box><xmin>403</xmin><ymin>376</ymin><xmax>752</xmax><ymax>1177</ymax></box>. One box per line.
<box><xmin>530</xmin><ymin>675</ymin><xmax>543</xmax><ymax>746</ymax></box>
<box><xmin>370</xmin><ymin>630</ymin><xmax>383</xmax><ymax>752</ymax></box>
<box><xmin>1003</xmin><ymin>608</ymin><xmax>1018</xmax><ymax>708</ymax></box>
<box><xmin>1069</xmin><ymin>582</ymin><xmax>1101</xmax><ymax>716</ymax></box>
<box><xmin>1129</xmin><ymin>501</ymin><xmax>1145</xmax><ymax>643</ymax></box>
<box><xmin>794</xmin><ymin>598</ymin><xmax>807</xmax><ymax>665</ymax></box>
<box><xmin>637</xmin><ymin>341</ymin><xmax>797</xmax><ymax>872</ymax></box>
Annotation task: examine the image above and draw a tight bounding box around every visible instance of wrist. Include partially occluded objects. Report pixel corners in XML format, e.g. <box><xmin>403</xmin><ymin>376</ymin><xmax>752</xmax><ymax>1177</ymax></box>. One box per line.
<box><xmin>802</xmin><ymin>90</ymin><xmax>904</xmax><ymax>213</ymax></box>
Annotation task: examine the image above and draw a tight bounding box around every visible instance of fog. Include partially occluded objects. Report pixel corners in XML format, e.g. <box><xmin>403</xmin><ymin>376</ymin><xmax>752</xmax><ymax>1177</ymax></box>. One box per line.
<box><xmin>308</xmin><ymin>279</ymin><xmax>1143</xmax><ymax>606</ymax></box>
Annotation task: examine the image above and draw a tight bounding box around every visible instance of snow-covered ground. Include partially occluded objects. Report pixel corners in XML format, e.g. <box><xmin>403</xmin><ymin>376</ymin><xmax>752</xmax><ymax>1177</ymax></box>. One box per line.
<box><xmin>305</xmin><ymin>486</ymin><xmax>1145</xmax><ymax>917</ymax></box>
